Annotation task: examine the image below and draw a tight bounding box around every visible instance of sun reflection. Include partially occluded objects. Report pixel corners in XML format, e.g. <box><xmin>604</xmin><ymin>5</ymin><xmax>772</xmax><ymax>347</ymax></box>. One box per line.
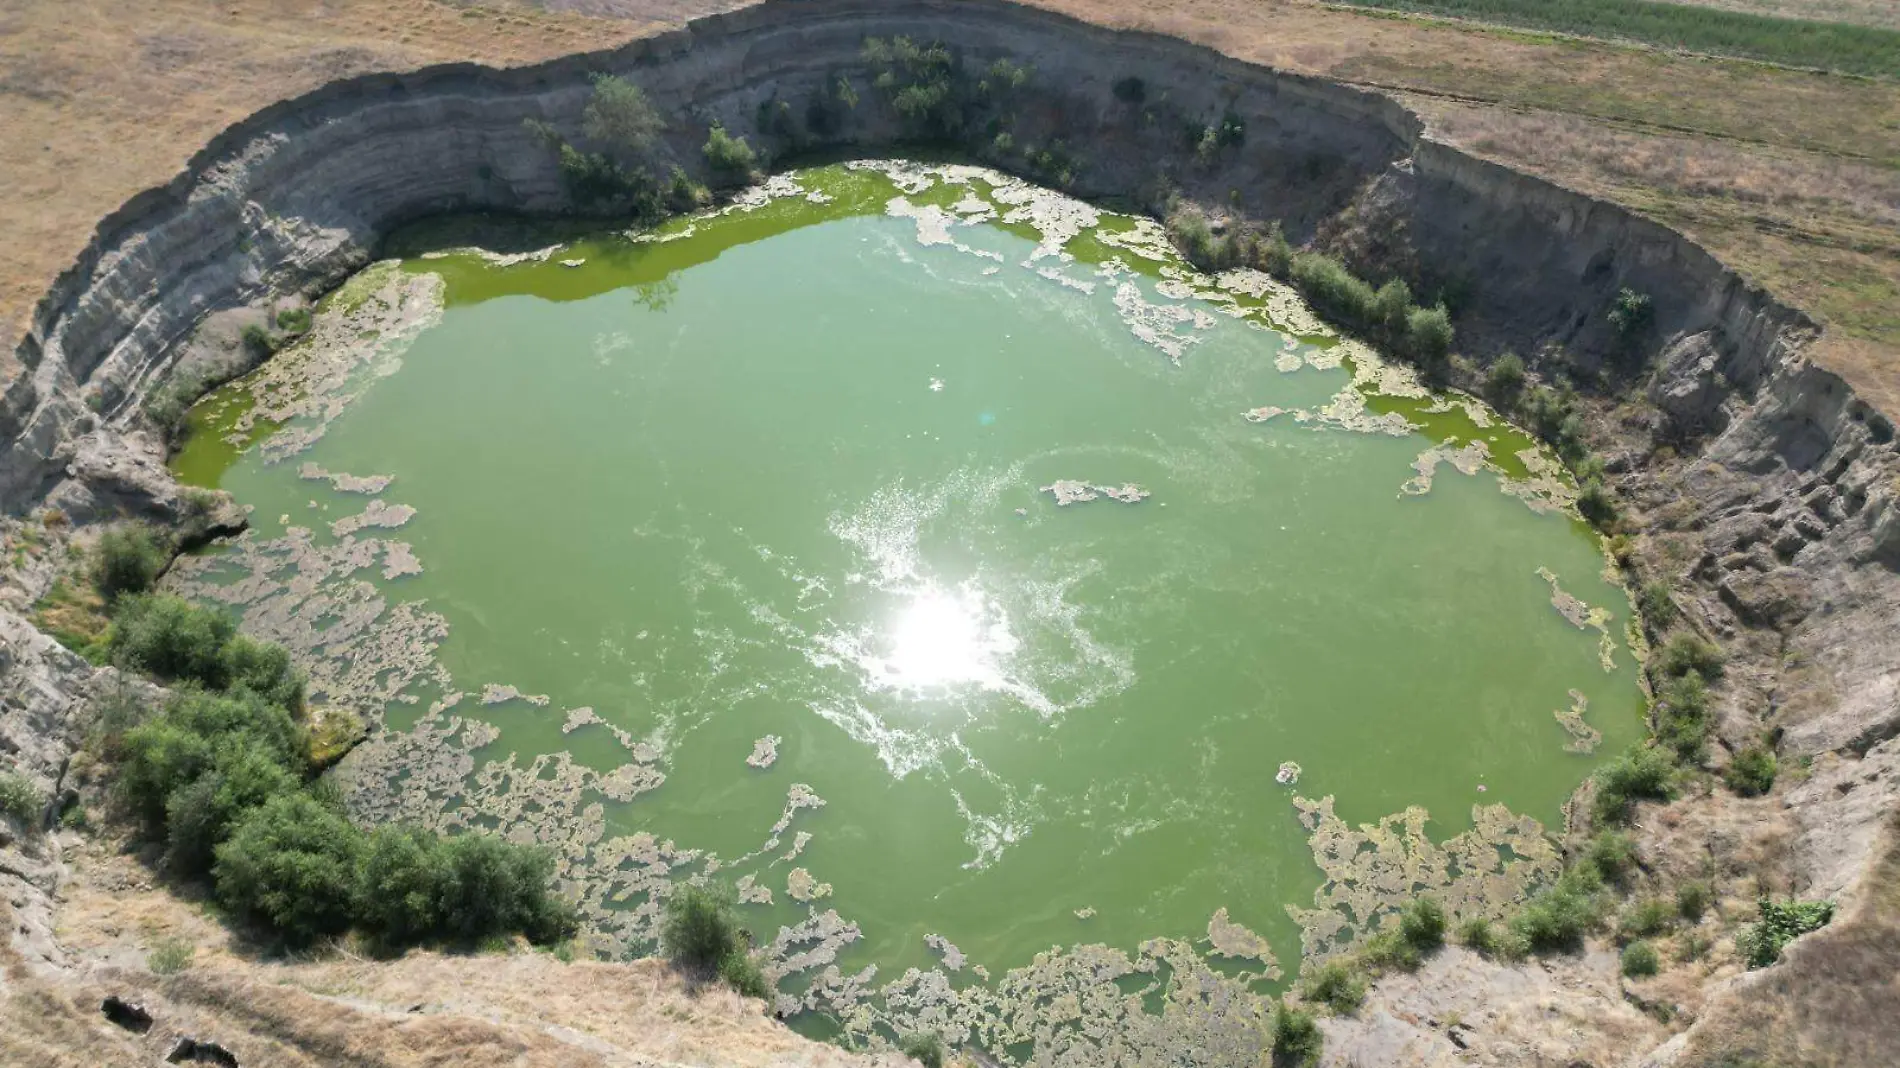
<box><xmin>876</xmin><ymin>582</ymin><xmax>1018</xmax><ymax>693</ymax></box>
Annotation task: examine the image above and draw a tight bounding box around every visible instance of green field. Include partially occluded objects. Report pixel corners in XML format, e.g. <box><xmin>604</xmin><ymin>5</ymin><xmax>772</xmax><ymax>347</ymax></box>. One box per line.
<box><xmin>1333</xmin><ymin>0</ymin><xmax>1900</xmax><ymax>77</ymax></box>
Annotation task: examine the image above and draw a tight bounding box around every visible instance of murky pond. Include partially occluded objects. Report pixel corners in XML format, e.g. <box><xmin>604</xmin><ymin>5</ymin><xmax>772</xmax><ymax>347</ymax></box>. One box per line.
<box><xmin>172</xmin><ymin>161</ymin><xmax>1642</xmax><ymax>1050</ymax></box>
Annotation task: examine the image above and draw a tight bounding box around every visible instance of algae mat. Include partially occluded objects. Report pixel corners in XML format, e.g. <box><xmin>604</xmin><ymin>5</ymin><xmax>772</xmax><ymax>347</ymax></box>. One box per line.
<box><xmin>171</xmin><ymin>162</ymin><xmax>1643</xmax><ymax>1056</ymax></box>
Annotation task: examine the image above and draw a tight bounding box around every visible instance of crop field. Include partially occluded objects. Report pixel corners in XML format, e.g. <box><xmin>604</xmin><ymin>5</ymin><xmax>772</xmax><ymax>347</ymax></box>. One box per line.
<box><xmin>1329</xmin><ymin>0</ymin><xmax>1900</xmax><ymax>76</ymax></box>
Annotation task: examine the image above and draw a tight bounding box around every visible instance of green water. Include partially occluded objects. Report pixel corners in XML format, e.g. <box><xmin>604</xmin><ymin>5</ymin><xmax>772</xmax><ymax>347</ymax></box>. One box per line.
<box><xmin>173</xmin><ymin>163</ymin><xmax>1641</xmax><ymax>999</ymax></box>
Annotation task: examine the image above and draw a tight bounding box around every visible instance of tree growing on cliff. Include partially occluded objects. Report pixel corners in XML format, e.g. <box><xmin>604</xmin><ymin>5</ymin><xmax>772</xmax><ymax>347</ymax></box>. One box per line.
<box><xmin>583</xmin><ymin>74</ymin><xmax>665</xmax><ymax>156</ymax></box>
<box><xmin>214</xmin><ymin>792</ymin><xmax>364</xmax><ymax>945</ymax></box>
<box><xmin>701</xmin><ymin>124</ymin><xmax>758</xmax><ymax>184</ymax></box>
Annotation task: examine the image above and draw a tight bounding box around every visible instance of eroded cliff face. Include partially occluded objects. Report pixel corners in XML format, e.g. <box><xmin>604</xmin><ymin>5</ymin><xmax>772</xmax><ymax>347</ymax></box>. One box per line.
<box><xmin>3</xmin><ymin>0</ymin><xmax>1899</xmax><ymax>1065</ymax></box>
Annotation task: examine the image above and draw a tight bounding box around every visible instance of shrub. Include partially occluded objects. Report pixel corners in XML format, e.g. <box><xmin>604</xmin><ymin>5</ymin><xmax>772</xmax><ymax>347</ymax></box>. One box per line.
<box><xmin>1620</xmin><ymin>897</ymin><xmax>1674</xmax><ymax>939</ymax></box>
<box><xmin>1358</xmin><ymin>928</ymin><xmax>1420</xmax><ymax>972</ymax></box>
<box><xmin>118</xmin><ymin>720</ymin><xmax>217</xmax><ymax>832</ymax></box>
<box><xmin>1111</xmin><ymin>75</ymin><xmax>1146</xmax><ymax>104</ymax></box>
<box><xmin>1457</xmin><ymin>916</ymin><xmax>1497</xmax><ymax>954</ymax></box>
<box><xmin>1652</xmin><ymin>631</ymin><xmax>1724</xmax><ymax>682</ymax></box>
<box><xmin>1608</xmin><ymin>287</ymin><xmax>1653</xmax><ymax>343</ymax></box>
<box><xmin>1300</xmin><ymin>959</ymin><xmax>1365</xmax><ymax>1015</ymax></box>
<box><xmin>356</xmin><ymin>824</ymin><xmax>447</xmax><ymax>946</ymax></box>
<box><xmin>1592</xmin><ymin>745</ymin><xmax>1676</xmax><ymax>825</ymax></box>
<box><xmin>661</xmin><ymin>882</ymin><xmax>750</xmax><ymax>975</ymax></box>
<box><xmin>90</xmin><ymin>525</ymin><xmax>170</xmax><ymax>603</ymax></box>
<box><xmin>583</xmin><ymin>74</ymin><xmax>665</xmax><ymax>153</ymax></box>
<box><xmin>1271</xmin><ymin>1002</ymin><xmax>1323</xmax><ymax>1067</ymax></box>
<box><xmin>0</xmin><ymin>771</ymin><xmax>44</xmax><ymax>826</ymax></box>
<box><xmin>148</xmin><ymin>936</ymin><xmax>195</xmax><ymax>975</ymax></box>
<box><xmin>162</xmin><ymin>739</ymin><xmax>303</xmax><ymax>877</ymax></box>
<box><xmin>240</xmin><ymin>324</ymin><xmax>279</xmax><ymax>358</ymax></box>
<box><xmin>719</xmin><ymin>947</ymin><xmax>771</xmax><ymax>999</ymax></box>
<box><xmin>220</xmin><ymin>634</ymin><xmax>305</xmax><ymax>713</ymax></box>
<box><xmin>1725</xmin><ymin>743</ymin><xmax>1778</xmax><ymax>796</ymax></box>
<box><xmin>1676</xmin><ymin>880</ymin><xmax>1712</xmax><ymax>922</ymax></box>
<box><xmin>214</xmin><ymin>793</ymin><xmax>364</xmax><ymax>945</ymax></box>
<box><xmin>1289</xmin><ymin>252</ymin><xmax>1378</xmax><ymax>327</ymax></box>
<box><xmin>1737</xmin><ymin>898</ymin><xmax>1834</xmax><ymax>969</ymax></box>
<box><xmin>1511</xmin><ymin>868</ymin><xmax>1605</xmax><ymax>954</ymax></box>
<box><xmin>1577</xmin><ymin>477</ymin><xmax>1618</xmax><ymax>531</ymax></box>
<box><xmin>108</xmin><ymin>593</ymin><xmax>236</xmax><ymax>689</ymax></box>
<box><xmin>1398</xmin><ymin>897</ymin><xmax>1447</xmax><ymax>954</ymax></box>
<box><xmin>702</xmin><ymin>124</ymin><xmax>757</xmax><ymax>181</ymax></box>
<box><xmin>275</xmin><ymin>307</ymin><xmax>312</xmax><ymax>334</ymax></box>
<box><xmin>1639</xmin><ymin>581</ymin><xmax>1676</xmax><ymax>628</ymax></box>
<box><xmin>666</xmin><ymin>166</ymin><xmax>709</xmax><ymax>213</ymax></box>
<box><xmin>898</xmin><ymin>1032</ymin><xmax>945</xmax><ymax>1068</ymax></box>
<box><xmin>1620</xmin><ymin>939</ymin><xmax>1660</xmax><ymax>978</ymax></box>
<box><xmin>1484</xmin><ymin>352</ymin><xmax>1527</xmax><ymax>409</ymax></box>
<box><xmin>1165</xmin><ymin>206</ymin><xmax>1223</xmax><ymax>271</ymax></box>
<box><xmin>1584</xmin><ymin>829</ymin><xmax>1640</xmax><ymax>885</ymax></box>
<box><xmin>862</xmin><ymin>37</ymin><xmax>963</xmax><ymax>138</ymax></box>
<box><xmin>1403</xmin><ymin>304</ymin><xmax>1454</xmax><ymax>378</ymax></box>
<box><xmin>435</xmin><ymin>831</ymin><xmax>576</xmax><ymax>946</ymax></box>
<box><xmin>1653</xmin><ymin>670</ymin><xmax>1713</xmax><ymax>763</ymax></box>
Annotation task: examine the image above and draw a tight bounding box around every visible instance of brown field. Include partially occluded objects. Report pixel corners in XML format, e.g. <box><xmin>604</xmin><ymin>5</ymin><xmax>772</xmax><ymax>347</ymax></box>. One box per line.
<box><xmin>2</xmin><ymin>0</ymin><xmax>1896</xmax><ymax>410</ymax></box>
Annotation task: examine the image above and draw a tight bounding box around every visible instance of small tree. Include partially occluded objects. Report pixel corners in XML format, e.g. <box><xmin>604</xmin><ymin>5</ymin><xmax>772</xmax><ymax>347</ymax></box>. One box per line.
<box><xmin>1725</xmin><ymin>743</ymin><xmax>1778</xmax><ymax>796</ymax></box>
<box><xmin>701</xmin><ymin>124</ymin><xmax>758</xmax><ymax>182</ymax></box>
<box><xmin>1608</xmin><ymin>288</ymin><xmax>1653</xmax><ymax>344</ymax></box>
<box><xmin>1483</xmin><ymin>352</ymin><xmax>1527</xmax><ymax>409</ymax></box>
<box><xmin>1398</xmin><ymin>897</ymin><xmax>1447</xmax><ymax>953</ymax></box>
<box><xmin>1404</xmin><ymin>304</ymin><xmax>1454</xmax><ymax>380</ymax></box>
<box><xmin>108</xmin><ymin>593</ymin><xmax>236</xmax><ymax>689</ymax></box>
<box><xmin>356</xmin><ymin>824</ymin><xmax>448</xmax><ymax>947</ymax></box>
<box><xmin>89</xmin><ymin>525</ymin><xmax>169</xmax><ymax>602</ymax></box>
<box><xmin>583</xmin><ymin>74</ymin><xmax>665</xmax><ymax>155</ymax></box>
<box><xmin>1620</xmin><ymin>940</ymin><xmax>1660</xmax><ymax>978</ymax></box>
<box><xmin>435</xmin><ymin>831</ymin><xmax>575</xmax><ymax>946</ymax></box>
<box><xmin>898</xmin><ymin>1032</ymin><xmax>946</xmax><ymax>1068</ymax></box>
<box><xmin>660</xmin><ymin>882</ymin><xmax>756</xmax><ymax>982</ymax></box>
<box><xmin>162</xmin><ymin>739</ymin><xmax>302</xmax><ymax>877</ymax></box>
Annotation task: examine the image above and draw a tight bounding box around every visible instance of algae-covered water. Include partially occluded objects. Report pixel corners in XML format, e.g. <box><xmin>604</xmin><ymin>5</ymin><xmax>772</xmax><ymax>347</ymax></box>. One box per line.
<box><xmin>172</xmin><ymin>162</ymin><xmax>1642</xmax><ymax>1039</ymax></box>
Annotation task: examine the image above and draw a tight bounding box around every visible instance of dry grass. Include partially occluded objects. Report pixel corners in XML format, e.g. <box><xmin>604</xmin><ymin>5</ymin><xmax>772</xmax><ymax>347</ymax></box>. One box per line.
<box><xmin>1680</xmin><ymin>815</ymin><xmax>1900</xmax><ymax>1068</ymax></box>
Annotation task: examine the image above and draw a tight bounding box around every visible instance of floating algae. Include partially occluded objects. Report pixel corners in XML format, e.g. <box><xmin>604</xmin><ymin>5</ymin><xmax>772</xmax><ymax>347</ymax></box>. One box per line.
<box><xmin>1040</xmin><ymin>480</ymin><xmax>1151</xmax><ymax>506</ymax></box>
<box><xmin>1553</xmin><ymin>689</ymin><xmax>1602</xmax><ymax>754</ymax></box>
<box><xmin>329</xmin><ymin>498</ymin><xmax>415</xmax><ymax>538</ymax></box>
<box><xmin>1285</xmin><ymin>795</ymin><xmax>1561</xmax><ymax>969</ymax></box>
<box><xmin>296</xmin><ymin>463</ymin><xmax>393</xmax><ymax>495</ymax></box>
<box><xmin>746</xmin><ymin>734</ymin><xmax>782</xmax><ymax>769</ymax></box>
<box><xmin>1537</xmin><ymin>566</ymin><xmax>1619</xmax><ymax>672</ymax></box>
<box><xmin>1206</xmin><ymin>908</ymin><xmax>1282</xmax><ymax>979</ymax></box>
<box><xmin>1401</xmin><ymin>440</ymin><xmax>1492</xmax><ymax>497</ymax></box>
<box><xmin>787</xmin><ymin>866</ymin><xmax>834</xmax><ymax>902</ymax></box>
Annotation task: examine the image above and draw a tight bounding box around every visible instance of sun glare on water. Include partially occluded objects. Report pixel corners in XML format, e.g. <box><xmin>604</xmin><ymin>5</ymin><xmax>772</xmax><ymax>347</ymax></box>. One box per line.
<box><xmin>874</xmin><ymin>582</ymin><xmax>1019</xmax><ymax>694</ymax></box>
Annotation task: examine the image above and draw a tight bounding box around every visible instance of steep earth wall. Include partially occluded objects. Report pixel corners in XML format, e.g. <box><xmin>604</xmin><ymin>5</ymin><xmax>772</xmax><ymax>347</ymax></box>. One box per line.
<box><xmin>3</xmin><ymin>0</ymin><xmax>1899</xmax><ymax>1064</ymax></box>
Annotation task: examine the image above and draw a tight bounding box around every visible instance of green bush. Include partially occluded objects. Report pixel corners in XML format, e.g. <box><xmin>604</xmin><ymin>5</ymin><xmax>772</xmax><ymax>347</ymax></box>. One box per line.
<box><xmin>162</xmin><ymin>740</ymin><xmax>302</xmax><ymax>876</ymax></box>
<box><xmin>898</xmin><ymin>1032</ymin><xmax>945</xmax><ymax>1068</ymax></box>
<box><xmin>1652</xmin><ymin>631</ymin><xmax>1724</xmax><ymax>682</ymax></box>
<box><xmin>661</xmin><ymin>882</ymin><xmax>751</xmax><ymax>975</ymax></box>
<box><xmin>1608</xmin><ymin>287</ymin><xmax>1654</xmax><ymax>344</ymax></box>
<box><xmin>1483</xmin><ymin>352</ymin><xmax>1527</xmax><ymax>409</ymax></box>
<box><xmin>1653</xmin><ymin>670</ymin><xmax>1713</xmax><ymax>763</ymax></box>
<box><xmin>719</xmin><ymin>947</ymin><xmax>771</xmax><ymax>999</ymax></box>
<box><xmin>89</xmin><ymin>525</ymin><xmax>170</xmax><ymax>603</ymax></box>
<box><xmin>1289</xmin><ymin>252</ymin><xmax>1379</xmax><ymax>328</ymax></box>
<box><xmin>862</xmin><ymin>37</ymin><xmax>963</xmax><ymax>138</ymax></box>
<box><xmin>1737</xmin><ymin>898</ymin><xmax>1833</xmax><ymax>969</ymax></box>
<box><xmin>240</xmin><ymin>323</ymin><xmax>279</xmax><ymax>358</ymax></box>
<box><xmin>108</xmin><ymin>593</ymin><xmax>235</xmax><ymax>688</ymax></box>
<box><xmin>0</xmin><ymin>771</ymin><xmax>44</xmax><ymax>826</ymax></box>
<box><xmin>1300</xmin><ymin>959</ymin><xmax>1365</xmax><ymax>1015</ymax></box>
<box><xmin>1620</xmin><ymin>897</ymin><xmax>1674</xmax><ymax>939</ymax></box>
<box><xmin>356</xmin><ymin>824</ymin><xmax>448</xmax><ymax>946</ymax></box>
<box><xmin>1620</xmin><ymin>939</ymin><xmax>1660</xmax><ymax>978</ymax></box>
<box><xmin>1398</xmin><ymin>897</ymin><xmax>1447</xmax><ymax>954</ymax></box>
<box><xmin>1358</xmin><ymin>928</ymin><xmax>1420</xmax><ymax>972</ymax></box>
<box><xmin>582</xmin><ymin>73</ymin><xmax>665</xmax><ymax>153</ymax></box>
<box><xmin>214</xmin><ymin>792</ymin><xmax>364</xmax><ymax>946</ymax></box>
<box><xmin>275</xmin><ymin>307</ymin><xmax>312</xmax><ymax>334</ymax></box>
<box><xmin>1584</xmin><ymin>829</ymin><xmax>1639</xmax><ymax>885</ymax></box>
<box><xmin>1511</xmin><ymin>867</ymin><xmax>1605</xmax><ymax>954</ymax></box>
<box><xmin>1592</xmin><ymin>745</ymin><xmax>1676</xmax><ymax>825</ymax></box>
<box><xmin>1676</xmin><ymin>880</ymin><xmax>1712</xmax><ymax>922</ymax></box>
<box><xmin>220</xmin><ymin>634</ymin><xmax>306</xmax><ymax>713</ymax></box>
<box><xmin>1725</xmin><ymin>743</ymin><xmax>1778</xmax><ymax>796</ymax></box>
<box><xmin>1271</xmin><ymin>1002</ymin><xmax>1323</xmax><ymax>1067</ymax></box>
<box><xmin>1457</xmin><ymin>916</ymin><xmax>1497</xmax><ymax>954</ymax></box>
<box><xmin>1639</xmin><ymin>581</ymin><xmax>1677</xmax><ymax>628</ymax></box>
<box><xmin>1403</xmin><ymin>304</ymin><xmax>1454</xmax><ymax>378</ymax></box>
<box><xmin>435</xmin><ymin>831</ymin><xmax>576</xmax><ymax>946</ymax></box>
<box><xmin>1577</xmin><ymin>477</ymin><xmax>1618</xmax><ymax>531</ymax></box>
<box><xmin>702</xmin><ymin>124</ymin><xmax>758</xmax><ymax>181</ymax></box>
